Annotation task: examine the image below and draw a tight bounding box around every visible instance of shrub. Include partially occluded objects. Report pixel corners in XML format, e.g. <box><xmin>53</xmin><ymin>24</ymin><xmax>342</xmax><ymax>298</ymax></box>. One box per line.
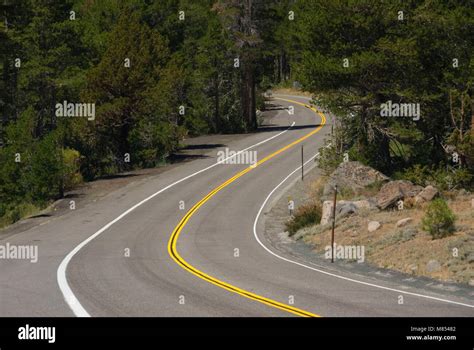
<box><xmin>26</xmin><ymin>132</ymin><xmax>63</xmax><ymax>204</ymax></box>
<box><xmin>285</xmin><ymin>202</ymin><xmax>322</xmax><ymax>236</ymax></box>
<box><xmin>421</xmin><ymin>198</ymin><xmax>456</xmax><ymax>239</ymax></box>
<box><xmin>317</xmin><ymin>142</ymin><xmax>343</xmax><ymax>176</ymax></box>
<box><xmin>396</xmin><ymin>164</ymin><xmax>473</xmax><ymax>190</ymax></box>
<box><xmin>62</xmin><ymin>148</ymin><xmax>83</xmax><ymax>191</ymax></box>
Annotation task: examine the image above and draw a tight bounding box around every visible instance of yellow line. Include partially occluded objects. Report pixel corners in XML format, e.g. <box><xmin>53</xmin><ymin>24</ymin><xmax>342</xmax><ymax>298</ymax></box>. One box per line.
<box><xmin>168</xmin><ymin>97</ymin><xmax>326</xmax><ymax>317</ymax></box>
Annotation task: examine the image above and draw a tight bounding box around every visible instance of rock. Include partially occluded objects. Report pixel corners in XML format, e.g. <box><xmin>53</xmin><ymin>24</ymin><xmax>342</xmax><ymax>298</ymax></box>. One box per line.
<box><xmin>320</xmin><ymin>201</ymin><xmax>334</xmax><ymax>225</ymax></box>
<box><xmin>337</xmin><ymin>202</ymin><xmax>358</xmax><ymax>218</ymax></box>
<box><xmin>407</xmin><ymin>263</ymin><xmax>418</xmax><ymax>273</ymax></box>
<box><xmin>376</xmin><ymin>186</ymin><xmax>403</xmax><ymax>210</ymax></box>
<box><xmin>320</xmin><ymin>199</ymin><xmax>374</xmax><ymax>225</ymax></box>
<box><xmin>368</xmin><ymin>221</ymin><xmax>381</xmax><ymax>232</ymax></box>
<box><xmin>375</xmin><ymin>180</ymin><xmax>423</xmax><ymax>210</ymax></box>
<box><xmin>426</xmin><ymin>259</ymin><xmax>441</xmax><ymax>273</ymax></box>
<box><xmin>415</xmin><ymin>185</ymin><xmax>439</xmax><ymax>204</ymax></box>
<box><xmin>323</xmin><ymin>161</ymin><xmax>389</xmax><ymax>198</ymax></box>
<box><xmin>469</xmin><ymin>279</ymin><xmax>474</xmax><ymax>287</ymax></box>
<box><xmin>352</xmin><ymin>199</ymin><xmax>373</xmax><ymax>210</ymax></box>
<box><xmin>396</xmin><ymin>217</ymin><xmax>413</xmax><ymax>227</ymax></box>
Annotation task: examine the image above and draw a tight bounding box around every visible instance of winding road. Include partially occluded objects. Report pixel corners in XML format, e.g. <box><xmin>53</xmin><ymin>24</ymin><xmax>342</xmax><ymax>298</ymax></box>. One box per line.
<box><xmin>1</xmin><ymin>95</ymin><xmax>473</xmax><ymax>317</ymax></box>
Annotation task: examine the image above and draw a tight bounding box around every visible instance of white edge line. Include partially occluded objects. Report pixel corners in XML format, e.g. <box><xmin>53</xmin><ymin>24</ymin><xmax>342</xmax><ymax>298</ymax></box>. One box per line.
<box><xmin>57</xmin><ymin>120</ymin><xmax>296</xmax><ymax>317</ymax></box>
<box><xmin>252</xmin><ymin>150</ymin><xmax>474</xmax><ymax>311</ymax></box>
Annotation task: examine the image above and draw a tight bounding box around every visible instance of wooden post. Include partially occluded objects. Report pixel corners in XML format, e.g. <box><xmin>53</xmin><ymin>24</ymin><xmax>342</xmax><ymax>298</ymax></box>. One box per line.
<box><xmin>301</xmin><ymin>145</ymin><xmax>304</xmax><ymax>181</ymax></box>
<box><xmin>331</xmin><ymin>185</ymin><xmax>338</xmax><ymax>263</ymax></box>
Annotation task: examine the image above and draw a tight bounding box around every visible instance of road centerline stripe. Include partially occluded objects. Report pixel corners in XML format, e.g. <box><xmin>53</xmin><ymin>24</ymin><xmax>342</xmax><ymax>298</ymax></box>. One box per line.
<box><xmin>57</xmin><ymin>106</ymin><xmax>297</xmax><ymax>317</ymax></box>
<box><xmin>168</xmin><ymin>98</ymin><xmax>326</xmax><ymax>317</ymax></box>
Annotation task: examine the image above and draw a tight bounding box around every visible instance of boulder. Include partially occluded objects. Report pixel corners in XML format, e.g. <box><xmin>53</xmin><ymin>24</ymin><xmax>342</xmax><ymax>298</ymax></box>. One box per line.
<box><xmin>376</xmin><ymin>185</ymin><xmax>403</xmax><ymax>210</ymax></box>
<box><xmin>320</xmin><ymin>199</ymin><xmax>374</xmax><ymax>225</ymax></box>
<box><xmin>338</xmin><ymin>202</ymin><xmax>358</xmax><ymax>218</ymax></box>
<box><xmin>415</xmin><ymin>185</ymin><xmax>439</xmax><ymax>204</ymax></box>
<box><xmin>396</xmin><ymin>217</ymin><xmax>413</xmax><ymax>227</ymax></box>
<box><xmin>368</xmin><ymin>221</ymin><xmax>381</xmax><ymax>232</ymax></box>
<box><xmin>320</xmin><ymin>201</ymin><xmax>334</xmax><ymax>226</ymax></box>
<box><xmin>323</xmin><ymin>161</ymin><xmax>389</xmax><ymax>198</ymax></box>
<box><xmin>375</xmin><ymin>180</ymin><xmax>423</xmax><ymax>210</ymax></box>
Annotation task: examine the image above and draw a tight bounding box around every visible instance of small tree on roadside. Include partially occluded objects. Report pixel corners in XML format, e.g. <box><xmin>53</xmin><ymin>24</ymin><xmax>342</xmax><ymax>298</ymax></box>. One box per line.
<box><xmin>421</xmin><ymin>198</ymin><xmax>456</xmax><ymax>239</ymax></box>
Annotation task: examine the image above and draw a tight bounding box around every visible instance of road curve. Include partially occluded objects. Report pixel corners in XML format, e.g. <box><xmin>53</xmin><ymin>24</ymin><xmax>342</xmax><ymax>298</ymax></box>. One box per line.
<box><xmin>1</xmin><ymin>95</ymin><xmax>473</xmax><ymax>316</ymax></box>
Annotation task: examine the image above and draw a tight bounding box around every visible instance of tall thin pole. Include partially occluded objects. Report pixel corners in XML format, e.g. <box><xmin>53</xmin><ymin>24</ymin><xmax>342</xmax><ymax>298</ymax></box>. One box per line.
<box><xmin>331</xmin><ymin>184</ymin><xmax>337</xmax><ymax>263</ymax></box>
<box><xmin>301</xmin><ymin>145</ymin><xmax>304</xmax><ymax>181</ymax></box>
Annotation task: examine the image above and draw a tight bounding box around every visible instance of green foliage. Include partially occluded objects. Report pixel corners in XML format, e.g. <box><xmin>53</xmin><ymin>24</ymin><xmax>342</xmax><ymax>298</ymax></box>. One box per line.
<box><xmin>1</xmin><ymin>1</ymin><xmax>473</xmax><ymax>229</ymax></box>
<box><xmin>421</xmin><ymin>198</ymin><xmax>456</xmax><ymax>239</ymax></box>
<box><xmin>0</xmin><ymin>202</ymin><xmax>41</xmax><ymax>229</ymax></box>
<box><xmin>317</xmin><ymin>142</ymin><xmax>343</xmax><ymax>176</ymax></box>
<box><xmin>62</xmin><ymin>148</ymin><xmax>83</xmax><ymax>191</ymax></box>
<box><xmin>290</xmin><ymin>0</ymin><xmax>474</xmax><ymax>177</ymax></box>
<box><xmin>285</xmin><ymin>202</ymin><xmax>322</xmax><ymax>236</ymax></box>
<box><xmin>128</xmin><ymin>120</ymin><xmax>183</xmax><ymax>168</ymax></box>
<box><xmin>396</xmin><ymin>164</ymin><xmax>473</xmax><ymax>191</ymax></box>
<box><xmin>80</xmin><ymin>11</ymin><xmax>173</xmax><ymax>175</ymax></box>
<box><xmin>27</xmin><ymin>131</ymin><xmax>64</xmax><ymax>204</ymax></box>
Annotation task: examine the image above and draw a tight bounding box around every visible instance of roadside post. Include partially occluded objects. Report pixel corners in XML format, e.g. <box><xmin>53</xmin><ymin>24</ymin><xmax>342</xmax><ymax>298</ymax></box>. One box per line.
<box><xmin>331</xmin><ymin>184</ymin><xmax>338</xmax><ymax>263</ymax></box>
<box><xmin>301</xmin><ymin>145</ymin><xmax>304</xmax><ymax>181</ymax></box>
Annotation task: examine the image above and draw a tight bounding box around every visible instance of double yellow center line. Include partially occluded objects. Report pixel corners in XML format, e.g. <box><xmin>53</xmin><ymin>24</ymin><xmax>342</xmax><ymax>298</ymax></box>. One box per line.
<box><xmin>167</xmin><ymin>98</ymin><xmax>326</xmax><ymax>317</ymax></box>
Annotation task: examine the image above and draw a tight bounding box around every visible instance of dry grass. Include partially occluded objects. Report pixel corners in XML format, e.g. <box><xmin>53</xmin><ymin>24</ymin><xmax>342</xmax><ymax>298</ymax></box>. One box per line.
<box><xmin>303</xmin><ymin>194</ymin><xmax>474</xmax><ymax>284</ymax></box>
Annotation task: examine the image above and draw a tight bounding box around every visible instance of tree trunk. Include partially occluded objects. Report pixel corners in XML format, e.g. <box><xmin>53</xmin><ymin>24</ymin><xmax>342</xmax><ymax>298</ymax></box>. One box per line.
<box><xmin>214</xmin><ymin>71</ymin><xmax>219</xmax><ymax>133</ymax></box>
<box><xmin>250</xmin><ymin>72</ymin><xmax>256</xmax><ymax>129</ymax></box>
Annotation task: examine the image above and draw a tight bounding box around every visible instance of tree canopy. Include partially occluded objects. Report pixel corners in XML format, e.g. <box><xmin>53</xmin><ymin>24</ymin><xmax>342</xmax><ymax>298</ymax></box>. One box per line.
<box><xmin>0</xmin><ymin>0</ymin><xmax>472</xmax><ymax>224</ymax></box>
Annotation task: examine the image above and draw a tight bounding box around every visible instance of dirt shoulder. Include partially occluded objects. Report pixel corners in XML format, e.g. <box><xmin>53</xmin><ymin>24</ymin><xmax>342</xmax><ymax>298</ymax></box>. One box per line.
<box><xmin>304</xmin><ymin>193</ymin><xmax>473</xmax><ymax>285</ymax></box>
<box><xmin>263</xmin><ymin>162</ymin><xmax>474</xmax><ymax>298</ymax></box>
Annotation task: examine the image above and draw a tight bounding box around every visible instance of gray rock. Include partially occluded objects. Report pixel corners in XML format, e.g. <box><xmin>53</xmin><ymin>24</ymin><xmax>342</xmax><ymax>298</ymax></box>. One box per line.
<box><xmin>376</xmin><ymin>186</ymin><xmax>403</xmax><ymax>210</ymax></box>
<box><xmin>426</xmin><ymin>259</ymin><xmax>441</xmax><ymax>273</ymax></box>
<box><xmin>375</xmin><ymin>180</ymin><xmax>423</xmax><ymax>210</ymax></box>
<box><xmin>320</xmin><ymin>199</ymin><xmax>374</xmax><ymax>225</ymax></box>
<box><xmin>415</xmin><ymin>185</ymin><xmax>439</xmax><ymax>204</ymax></box>
<box><xmin>320</xmin><ymin>201</ymin><xmax>334</xmax><ymax>226</ymax></box>
<box><xmin>337</xmin><ymin>202</ymin><xmax>357</xmax><ymax>217</ymax></box>
<box><xmin>323</xmin><ymin>161</ymin><xmax>389</xmax><ymax>198</ymax></box>
<box><xmin>396</xmin><ymin>217</ymin><xmax>413</xmax><ymax>227</ymax></box>
<box><xmin>368</xmin><ymin>221</ymin><xmax>381</xmax><ymax>232</ymax></box>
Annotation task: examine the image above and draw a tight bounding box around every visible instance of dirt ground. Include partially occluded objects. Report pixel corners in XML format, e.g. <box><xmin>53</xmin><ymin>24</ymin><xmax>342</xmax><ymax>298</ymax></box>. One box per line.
<box><xmin>301</xmin><ymin>185</ymin><xmax>474</xmax><ymax>285</ymax></box>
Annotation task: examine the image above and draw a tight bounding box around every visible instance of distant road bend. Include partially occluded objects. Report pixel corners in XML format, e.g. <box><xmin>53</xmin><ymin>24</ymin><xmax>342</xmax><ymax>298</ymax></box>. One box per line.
<box><xmin>1</xmin><ymin>95</ymin><xmax>472</xmax><ymax>317</ymax></box>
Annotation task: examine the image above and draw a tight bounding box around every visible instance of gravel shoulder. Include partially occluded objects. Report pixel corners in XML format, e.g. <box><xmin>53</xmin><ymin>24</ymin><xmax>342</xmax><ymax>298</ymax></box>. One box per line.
<box><xmin>262</xmin><ymin>161</ymin><xmax>474</xmax><ymax>303</ymax></box>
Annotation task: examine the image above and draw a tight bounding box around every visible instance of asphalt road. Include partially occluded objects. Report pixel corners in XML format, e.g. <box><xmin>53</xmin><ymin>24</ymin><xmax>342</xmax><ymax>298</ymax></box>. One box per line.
<box><xmin>1</xmin><ymin>95</ymin><xmax>473</xmax><ymax>317</ymax></box>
